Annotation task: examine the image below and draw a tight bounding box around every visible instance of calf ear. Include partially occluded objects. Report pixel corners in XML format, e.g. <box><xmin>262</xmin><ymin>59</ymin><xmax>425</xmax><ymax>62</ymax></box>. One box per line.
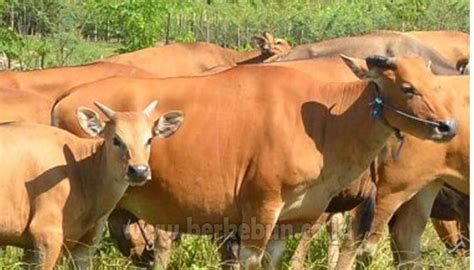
<box><xmin>340</xmin><ymin>54</ymin><xmax>370</xmax><ymax>79</ymax></box>
<box><xmin>76</xmin><ymin>107</ymin><xmax>104</xmax><ymax>137</ymax></box>
<box><xmin>153</xmin><ymin>111</ymin><xmax>184</xmax><ymax>138</ymax></box>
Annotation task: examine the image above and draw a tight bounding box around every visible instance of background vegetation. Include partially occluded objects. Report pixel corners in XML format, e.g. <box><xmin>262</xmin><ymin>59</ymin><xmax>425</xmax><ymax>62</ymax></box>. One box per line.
<box><xmin>0</xmin><ymin>0</ymin><xmax>470</xmax><ymax>69</ymax></box>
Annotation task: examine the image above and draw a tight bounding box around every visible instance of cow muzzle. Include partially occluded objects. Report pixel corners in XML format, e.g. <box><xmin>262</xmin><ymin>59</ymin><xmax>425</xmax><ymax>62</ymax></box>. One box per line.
<box><xmin>431</xmin><ymin>119</ymin><xmax>458</xmax><ymax>142</ymax></box>
<box><xmin>126</xmin><ymin>164</ymin><xmax>151</xmax><ymax>186</ymax></box>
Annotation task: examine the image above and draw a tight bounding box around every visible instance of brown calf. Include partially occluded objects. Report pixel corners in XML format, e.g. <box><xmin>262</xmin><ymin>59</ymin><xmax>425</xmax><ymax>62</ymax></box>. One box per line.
<box><xmin>0</xmin><ymin>101</ymin><xmax>184</xmax><ymax>269</ymax></box>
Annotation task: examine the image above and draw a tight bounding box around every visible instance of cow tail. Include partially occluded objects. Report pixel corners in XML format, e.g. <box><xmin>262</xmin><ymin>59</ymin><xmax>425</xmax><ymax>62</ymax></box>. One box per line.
<box><xmin>358</xmin><ymin>186</ymin><xmax>376</xmax><ymax>237</ymax></box>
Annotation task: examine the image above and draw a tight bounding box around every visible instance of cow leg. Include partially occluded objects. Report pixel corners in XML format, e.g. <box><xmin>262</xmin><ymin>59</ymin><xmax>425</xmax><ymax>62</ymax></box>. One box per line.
<box><xmin>289</xmin><ymin>213</ymin><xmax>329</xmax><ymax>269</ymax></box>
<box><xmin>388</xmin><ymin>182</ymin><xmax>442</xmax><ymax>269</ymax></box>
<box><xmin>432</xmin><ymin>219</ymin><xmax>462</xmax><ymax>255</ymax></box>
<box><xmin>336</xmin><ymin>187</ymin><xmax>376</xmax><ymax>270</ymax></box>
<box><xmin>327</xmin><ymin>213</ymin><xmax>344</xmax><ymax>269</ymax></box>
<box><xmin>360</xmin><ymin>189</ymin><xmax>420</xmax><ymax>261</ymax></box>
<box><xmin>239</xmin><ymin>200</ymin><xmax>283</xmax><ymax>270</ymax></box>
<box><xmin>70</xmin><ymin>216</ymin><xmax>107</xmax><ymax>269</ymax></box>
<box><xmin>459</xmin><ymin>221</ymin><xmax>470</xmax><ymax>253</ymax></box>
<box><xmin>218</xmin><ymin>232</ymin><xmax>240</xmax><ymax>269</ymax></box>
<box><xmin>22</xmin><ymin>248</ymin><xmax>37</xmax><ymax>269</ymax></box>
<box><xmin>263</xmin><ymin>237</ymin><xmax>286</xmax><ymax>270</ymax></box>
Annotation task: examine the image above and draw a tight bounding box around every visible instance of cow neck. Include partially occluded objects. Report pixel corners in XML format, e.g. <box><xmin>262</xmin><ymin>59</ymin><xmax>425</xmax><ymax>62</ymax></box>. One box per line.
<box><xmin>415</xmin><ymin>39</ymin><xmax>459</xmax><ymax>75</ymax></box>
<box><xmin>234</xmin><ymin>49</ymin><xmax>266</xmax><ymax>64</ymax></box>
<box><xmin>322</xmin><ymin>81</ymin><xmax>393</xmax><ymax>185</ymax></box>
<box><xmin>75</xmin><ymin>139</ymin><xmax>130</xmax><ymax>221</ymax></box>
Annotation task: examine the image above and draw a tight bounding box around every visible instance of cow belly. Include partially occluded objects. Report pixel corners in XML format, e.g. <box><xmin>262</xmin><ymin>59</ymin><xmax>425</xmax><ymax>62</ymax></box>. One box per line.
<box><xmin>279</xmin><ymin>177</ymin><xmax>340</xmax><ymax>223</ymax></box>
<box><xmin>119</xmin><ymin>188</ymin><xmax>242</xmax><ymax>233</ymax></box>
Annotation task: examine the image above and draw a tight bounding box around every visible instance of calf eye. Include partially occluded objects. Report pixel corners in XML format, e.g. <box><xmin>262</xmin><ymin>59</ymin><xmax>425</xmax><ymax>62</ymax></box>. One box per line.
<box><xmin>401</xmin><ymin>83</ymin><xmax>415</xmax><ymax>97</ymax></box>
<box><xmin>112</xmin><ymin>137</ymin><xmax>122</xmax><ymax>147</ymax></box>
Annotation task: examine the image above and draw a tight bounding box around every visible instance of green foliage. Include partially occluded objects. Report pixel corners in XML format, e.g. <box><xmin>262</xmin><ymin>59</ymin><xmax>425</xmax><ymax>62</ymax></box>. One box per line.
<box><xmin>0</xmin><ymin>0</ymin><xmax>469</xmax><ymax>67</ymax></box>
<box><xmin>0</xmin><ymin>27</ymin><xmax>24</xmax><ymax>67</ymax></box>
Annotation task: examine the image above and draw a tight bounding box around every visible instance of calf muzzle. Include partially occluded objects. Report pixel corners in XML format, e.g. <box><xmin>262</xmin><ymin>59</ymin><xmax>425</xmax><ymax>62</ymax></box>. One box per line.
<box><xmin>126</xmin><ymin>164</ymin><xmax>151</xmax><ymax>185</ymax></box>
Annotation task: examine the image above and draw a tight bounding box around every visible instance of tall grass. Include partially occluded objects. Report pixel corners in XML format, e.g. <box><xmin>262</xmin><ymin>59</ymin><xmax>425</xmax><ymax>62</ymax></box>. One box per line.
<box><xmin>0</xmin><ymin>221</ymin><xmax>468</xmax><ymax>269</ymax></box>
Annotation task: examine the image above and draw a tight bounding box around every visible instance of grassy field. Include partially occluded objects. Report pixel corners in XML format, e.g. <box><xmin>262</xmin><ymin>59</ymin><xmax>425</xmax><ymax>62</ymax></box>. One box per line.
<box><xmin>0</xmin><ymin>220</ymin><xmax>468</xmax><ymax>269</ymax></box>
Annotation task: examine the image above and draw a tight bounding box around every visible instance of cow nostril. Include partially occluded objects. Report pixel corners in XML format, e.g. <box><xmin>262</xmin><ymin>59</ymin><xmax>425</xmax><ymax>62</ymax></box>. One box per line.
<box><xmin>436</xmin><ymin>119</ymin><xmax>458</xmax><ymax>136</ymax></box>
<box><xmin>438</xmin><ymin>122</ymin><xmax>450</xmax><ymax>133</ymax></box>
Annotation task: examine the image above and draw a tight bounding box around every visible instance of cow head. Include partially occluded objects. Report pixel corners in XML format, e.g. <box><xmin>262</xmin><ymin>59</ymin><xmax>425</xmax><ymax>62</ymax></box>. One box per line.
<box><xmin>252</xmin><ymin>32</ymin><xmax>291</xmax><ymax>61</ymax></box>
<box><xmin>341</xmin><ymin>54</ymin><xmax>458</xmax><ymax>142</ymax></box>
<box><xmin>76</xmin><ymin>100</ymin><xmax>184</xmax><ymax>186</ymax></box>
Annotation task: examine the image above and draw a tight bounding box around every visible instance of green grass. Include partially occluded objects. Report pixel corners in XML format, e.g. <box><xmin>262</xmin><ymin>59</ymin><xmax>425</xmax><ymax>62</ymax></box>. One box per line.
<box><xmin>11</xmin><ymin>37</ymin><xmax>121</xmax><ymax>70</ymax></box>
<box><xmin>0</xmin><ymin>221</ymin><xmax>468</xmax><ymax>269</ymax></box>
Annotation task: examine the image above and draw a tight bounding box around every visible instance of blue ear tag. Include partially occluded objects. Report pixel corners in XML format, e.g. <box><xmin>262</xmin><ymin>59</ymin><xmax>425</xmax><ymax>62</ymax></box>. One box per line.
<box><xmin>370</xmin><ymin>97</ymin><xmax>384</xmax><ymax>119</ymax></box>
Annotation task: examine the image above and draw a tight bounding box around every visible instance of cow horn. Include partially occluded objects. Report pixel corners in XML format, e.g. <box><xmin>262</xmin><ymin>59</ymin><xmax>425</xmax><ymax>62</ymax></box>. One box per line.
<box><xmin>427</xmin><ymin>60</ymin><xmax>432</xmax><ymax>70</ymax></box>
<box><xmin>94</xmin><ymin>101</ymin><xmax>116</xmax><ymax>120</ymax></box>
<box><xmin>366</xmin><ymin>55</ymin><xmax>397</xmax><ymax>69</ymax></box>
<box><xmin>143</xmin><ymin>100</ymin><xmax>159</xmax><ymax>117</ymax></box>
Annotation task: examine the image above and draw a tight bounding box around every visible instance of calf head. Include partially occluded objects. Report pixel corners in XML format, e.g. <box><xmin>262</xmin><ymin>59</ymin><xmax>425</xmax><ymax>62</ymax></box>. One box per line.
<box><xmin>252</xmin><ymin>31</ymin><xmax>291</xmax><ymax>61</ymax></box>
<box><xmin>342</xmin><ymin>54</ymin><xmax>458</xmax><ymax>142</ymax></box>
<box><xmin>76</xmin><ymin>100</ymin><xmax>184</xmax><ymax>186</ymax></box>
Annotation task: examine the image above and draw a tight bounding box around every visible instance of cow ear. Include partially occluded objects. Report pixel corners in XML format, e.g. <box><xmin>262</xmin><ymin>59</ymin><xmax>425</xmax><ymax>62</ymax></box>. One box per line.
<box><xmin>252</xmin><ymin>34</ymin><xmax>270</xmax><ymax>52</ymax></box>
<box><xmin>76</xmin><ymin>107</ymin><xmax>104</xmax><ymax>137</ymax></box>
<box><xmin>153</xmin><ymin>111</ymin><xmax>184</xmax><ymax>138</ymax></box>
<box><xmin>340</xmin><ymin>54</ymin><xmax>370</xmax><ymax>79</ymax></box>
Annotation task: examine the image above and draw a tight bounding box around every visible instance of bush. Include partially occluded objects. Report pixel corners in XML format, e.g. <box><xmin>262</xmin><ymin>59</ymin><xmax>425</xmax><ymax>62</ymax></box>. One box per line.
<box><xmin>0</xmin><ymin>0</ymin><xmax>469</xmax><ymax>67</ymax></box>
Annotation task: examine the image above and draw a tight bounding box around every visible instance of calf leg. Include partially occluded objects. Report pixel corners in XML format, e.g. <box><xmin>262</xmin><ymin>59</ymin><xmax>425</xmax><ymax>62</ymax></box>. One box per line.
<box><xmin>29</xmin><ymin>220</ymin><xmax>64</xmax><ymax>270</ymax></box>
<box><xmin>388</xmin><ymin>181</ymin><xmax>442</xmax><ymax>269</ymax></box>
<box><xmin>70</xmin><ymin>216</ymin><xmax>107</xmax><ymax>269</ymax></box>
<box><xmin>154</xmin><ymin>229</ymin><xmax>176</xmax><ymax>267</ymax></box>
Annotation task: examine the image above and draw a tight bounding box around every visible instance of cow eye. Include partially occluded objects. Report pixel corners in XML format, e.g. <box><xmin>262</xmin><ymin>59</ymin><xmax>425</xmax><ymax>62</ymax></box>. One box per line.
<box><xmin>401</xmin><ymin>83</ymin><xmax>415</xmax><ymax>97</ymax></box>
<box><xmin>112</xmin><ymin>137</ymin><xmax>122</xmax><ymax>147</ymax></box>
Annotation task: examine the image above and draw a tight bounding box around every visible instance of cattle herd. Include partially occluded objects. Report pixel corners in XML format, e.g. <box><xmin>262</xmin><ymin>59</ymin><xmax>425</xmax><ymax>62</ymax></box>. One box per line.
<box><xmin>0</xmin><ymin>29</ymin><xmax>469</xmax><ymax>270</ymax></box>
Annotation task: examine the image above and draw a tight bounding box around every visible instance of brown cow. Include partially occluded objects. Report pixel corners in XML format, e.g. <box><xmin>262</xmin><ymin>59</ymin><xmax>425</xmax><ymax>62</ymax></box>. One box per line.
<box><xmin>106</xmin><ymin>56</ymin><xmax>465</xmax><ymax>268</ymax></box>
<box><xmin>277</xmin><ymin>31</ymin><xmax>460</xmax><ymax>75</ymax></box>
<box><xmin>280</xmin><ymin>64</ymin><xmax>469</xmax><ymax>268</ymax></box>
<box><xmin>330</xmin><ymin>75</ymin><xmax>469</xmax><ymax>270</ymax></box>
<box><xmin>52</xmin><ymin>57</ymin><xmax>457</xmax><ymax>269</ymax></box>
<box><xmin>408</xmin><ymin>30</ymin><xmax>469</xmax><ymax>73</ymax></box>
<box><xmin>0</xmin><ymin>101</ymin><xmax>184</xmax><ymax>270</ymax></box>
<box><xmin>0</xmin><ymin>62</ymin><xmax>154</xmax><ymax>124</ymax></box>
<box><xmin>102</xmin><ymin>32</ymin><xmax>290</xmax><ymax>76</ymax></box>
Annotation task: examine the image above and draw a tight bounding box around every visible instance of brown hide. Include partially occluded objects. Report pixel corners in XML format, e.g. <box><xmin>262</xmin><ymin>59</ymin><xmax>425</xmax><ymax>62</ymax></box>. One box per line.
<box><xmin>278</xmin><ymin>31</ymin><xmax>460</xmax><ymax>75</ymax></box>
<box><xmin>0</xmin><ymin>62</ymin><xmax>154</xmax><ymax>124</ymax></box>
<box><xmin>52</xmin><ymin>58</ymin><xmax>456</xmax><ymax>268</ymax></box>
<box><xmin>408</xmin><ymin>30</ymin><xmax>470</xmax><ymax>71</ymax></box>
